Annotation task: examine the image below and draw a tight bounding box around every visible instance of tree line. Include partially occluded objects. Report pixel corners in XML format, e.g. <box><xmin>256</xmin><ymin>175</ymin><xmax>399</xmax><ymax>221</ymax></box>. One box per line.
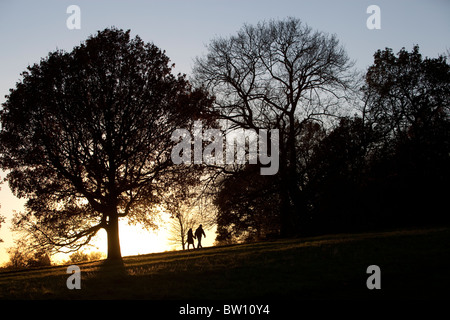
<box><xmin>0</xmin><ymin>18</ymin><xmax>448</xmax><ymax>261</ymax></box>
<box><xmin>195</xmin><ymin>19</ymin><xmax>449</xmax><ymax>243</ymax></box>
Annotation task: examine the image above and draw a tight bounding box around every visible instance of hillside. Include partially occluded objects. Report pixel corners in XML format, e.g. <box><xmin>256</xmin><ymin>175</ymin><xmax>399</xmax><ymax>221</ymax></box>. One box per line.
<box><xmin>1</xmin><ymin>227</ymin><xmax>449</xmax><ymax>300</ymax></box>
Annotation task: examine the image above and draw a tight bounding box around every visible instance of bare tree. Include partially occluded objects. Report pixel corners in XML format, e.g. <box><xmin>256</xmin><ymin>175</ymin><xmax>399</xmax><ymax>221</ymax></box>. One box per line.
<box><xmin>167</xmin><ymin>202</ymin><xmax>200</xmax><ymax>250</ymax></box>
<box><xmin>193</xmin><ymin>17</ymin><xmax>356</xmax><ymax>235</ymax></box>
<box><xmin>0</xmin><ymin>28</ymin><xmax>213</xmax><ymax>261</ymax></box>
<box><xmin>164</xmin><ymin>176</ymin><xmax>216</xmax><ymax>250</ymax></box>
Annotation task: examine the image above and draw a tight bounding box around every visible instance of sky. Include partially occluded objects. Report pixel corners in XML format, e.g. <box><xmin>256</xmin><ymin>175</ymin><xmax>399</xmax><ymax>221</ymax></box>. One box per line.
<box><xmin>0</xmin><ymin>0</ymin><xmax>449</xmax><ymax>265</ymax></box>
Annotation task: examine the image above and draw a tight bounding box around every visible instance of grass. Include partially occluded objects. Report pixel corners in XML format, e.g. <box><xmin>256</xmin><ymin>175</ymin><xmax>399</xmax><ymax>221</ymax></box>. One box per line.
<box><xmin>1</xmin><ymin>227</ymin><xmax>449</xmax><ymax>300</ymax></box>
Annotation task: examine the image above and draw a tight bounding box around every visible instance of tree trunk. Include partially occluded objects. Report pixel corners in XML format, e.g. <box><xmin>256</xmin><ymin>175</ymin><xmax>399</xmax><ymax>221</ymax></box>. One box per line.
<box><xmin>106</xmin><ymin>209</ymin><xmax>122</xmax><ymax>261</ymax></box>
<box><xmin>278</xmin><ymin>124</ymin><xmax>307</xmax><ymax>237</ymax></box>
<box><xmin>278</xmin><ymin>134</ymin><xmax>295</xmax><ymax>238</ymax></box>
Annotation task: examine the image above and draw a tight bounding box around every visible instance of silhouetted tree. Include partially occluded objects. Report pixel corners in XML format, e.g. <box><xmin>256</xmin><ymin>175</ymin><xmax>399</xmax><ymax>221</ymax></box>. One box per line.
<box><xmin>303</xmin><ymin>47</ymin><xmax>450</xmax><ymax>232</ymax></box>
<box><xmin>363</xmin><ymin>45</ymin><xmax>449</xmax><ymax>145</ymax></box>
<box><xmin>194</xmin><ymin>17</ymin><xmax>356</xmax><ymax>236</ymax></box>
<box><xmin>6</xmin><ymin>240</ymin><xmax>51</xmax><ymax>269</ymax></box>
<box><xmin>361</xmin><ymin>46</ymin><xmax>450</xmax><ymax>226</ymax></box>
<box><xmin>165</xmin><ymin>184</ymin><xmax>202</xmax><ymax>251</ymax></box>
<box><xmin>161</xmin><ymin>164</ymin><xmax>216</xmax><ymax>250</ymax></box>
<box><xmin>214</xmin><ymin>119</ymin><xmax>326</xmax><ymax>242</ymax></box>
<box><xmin>68</xmin><ymin>251</ymin><xmax>104</xmax><ymax>263</ymax></box>
<box><xmin>214</xmin><ymin>165</ymin><xmax>281</xmax><ymax>243</ymax></box>
<box><xmin>0</xmin><ymin>28</ymin><xmax>213</xmax><ymax>261</ymax></box>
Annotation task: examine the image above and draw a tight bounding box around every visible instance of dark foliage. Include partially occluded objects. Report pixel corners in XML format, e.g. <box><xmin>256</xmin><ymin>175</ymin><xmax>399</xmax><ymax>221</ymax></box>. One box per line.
<box><xmin>214</xmin><ymin>45</ymin><xmax>450</xmax><ymax>241</ymax></box>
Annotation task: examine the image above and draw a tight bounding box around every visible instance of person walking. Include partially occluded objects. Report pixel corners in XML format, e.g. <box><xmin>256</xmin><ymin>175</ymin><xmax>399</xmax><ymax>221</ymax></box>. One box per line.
<box><xmin>187</xmin><ymin>228</ymin><xmax>196</xmax><ymax>250</ymax></box>
<box><xmin>195</xmin><ymin>224</ymin><xmax>206</xmax><ymax>249</ymax></box>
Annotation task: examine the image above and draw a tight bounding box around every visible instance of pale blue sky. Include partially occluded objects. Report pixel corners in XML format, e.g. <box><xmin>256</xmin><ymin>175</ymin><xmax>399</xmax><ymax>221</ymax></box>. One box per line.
<box><xmin>1</xmin><ymin>0</ymin><xmax>449</xmax><ymax>105</ymax></box>
<box><xmin>0</xmin><ymin>0</ymin><xmax>449</xmax><ymax>263</ymax></box>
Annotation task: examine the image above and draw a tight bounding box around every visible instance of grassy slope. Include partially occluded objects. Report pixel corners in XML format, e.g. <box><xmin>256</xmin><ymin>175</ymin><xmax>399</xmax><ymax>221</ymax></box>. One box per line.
<box><xmin>1</xmin><ymin>227</ymin><xmax>449</xmax><ymax>300</ymax></box>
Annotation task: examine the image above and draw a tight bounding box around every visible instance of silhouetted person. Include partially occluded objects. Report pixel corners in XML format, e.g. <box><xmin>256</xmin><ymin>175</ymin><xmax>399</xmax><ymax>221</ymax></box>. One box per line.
<box><xmin>195</xmin><ymin>224</ymin><xmax>206</xmax><ymax>249</ymax></box>
<box><xmin>187</xmin><ymin>228</ymin><xmax>196</xmax><ymax>250</ymax></box>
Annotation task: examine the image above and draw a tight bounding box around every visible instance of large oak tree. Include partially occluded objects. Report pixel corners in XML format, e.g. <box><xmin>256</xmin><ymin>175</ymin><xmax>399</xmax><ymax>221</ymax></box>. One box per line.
<box><xmin>0</xmin><ymin>28</ymin><xmax>213</xmax><ymax>260</ymax></box>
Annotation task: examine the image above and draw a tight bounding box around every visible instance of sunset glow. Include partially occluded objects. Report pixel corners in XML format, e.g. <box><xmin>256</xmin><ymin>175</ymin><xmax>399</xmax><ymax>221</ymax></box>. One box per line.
<box><xmin>85</xmin><ymin>218</ymin><xmax>214</xmax><ymax>259</ymax></box>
